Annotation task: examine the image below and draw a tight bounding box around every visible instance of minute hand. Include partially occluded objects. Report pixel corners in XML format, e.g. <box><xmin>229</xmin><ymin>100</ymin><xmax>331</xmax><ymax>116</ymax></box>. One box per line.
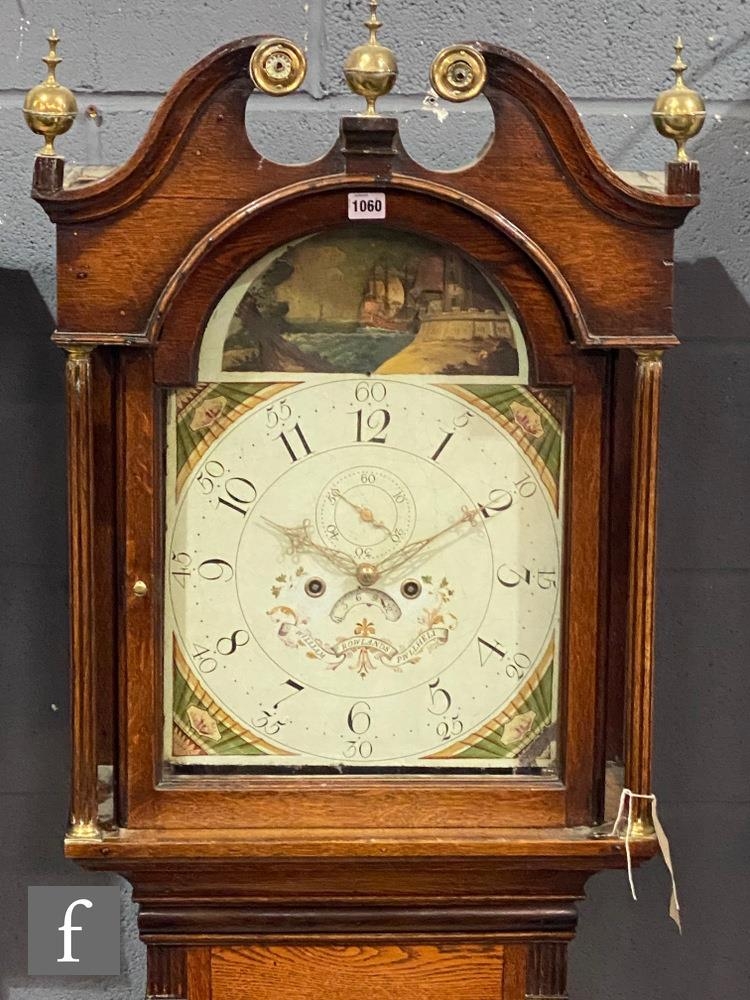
<box><xmin>262</xmin><ymin>517</ymin><xmax>359</xmax><ymax>576</ymax></box>
<box><xmin>374</xmin><ymin>507</ymin><xmax>479</xmax><ymax>578</ymax></box>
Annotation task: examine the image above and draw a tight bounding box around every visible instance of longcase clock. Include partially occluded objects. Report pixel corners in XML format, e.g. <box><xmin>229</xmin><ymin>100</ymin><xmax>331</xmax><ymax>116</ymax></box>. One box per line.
<box><xmin>24</xmin><ymin>9</ymin><xmax>704</xmax><ymax>999</ymax></box>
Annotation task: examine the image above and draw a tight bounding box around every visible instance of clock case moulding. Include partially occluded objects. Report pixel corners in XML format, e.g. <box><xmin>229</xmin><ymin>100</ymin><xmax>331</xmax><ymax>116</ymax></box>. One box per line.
<box><xmin>31</xmin><ymin>34</ymin><xmax>699</xmax><ymax>1000</ymax></box>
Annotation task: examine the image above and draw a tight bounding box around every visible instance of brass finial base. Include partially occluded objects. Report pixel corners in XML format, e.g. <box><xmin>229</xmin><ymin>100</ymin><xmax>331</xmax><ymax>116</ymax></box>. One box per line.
<box><xmin>23</xmin><ymin>29</ymin><xmax>78</xmax><ymax>157</ymax></box>
<box><xmin>66</xmin><ymin>818</ymin><xmax>102</xmax><ymax>841</ymax></box>
<box><xmin>343</xmin><ymin>0</ymin><xmax>398</xmax><ymax>116</ymax></box>
<box><xmin>652</xmin><ymin>37</ymin><xmax>706</xmax><ymax>163</ymax></box>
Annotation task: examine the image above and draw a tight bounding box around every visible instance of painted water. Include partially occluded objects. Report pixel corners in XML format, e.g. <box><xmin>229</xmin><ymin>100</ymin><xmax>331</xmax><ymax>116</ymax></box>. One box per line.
<box><xmin>282</xmin><ymin>327</ymin><xmax>414</xmax><ymax>372</ymax></box>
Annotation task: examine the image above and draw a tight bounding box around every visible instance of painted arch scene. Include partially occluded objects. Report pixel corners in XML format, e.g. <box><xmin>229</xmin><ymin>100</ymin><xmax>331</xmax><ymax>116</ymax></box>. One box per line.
<box><xmin>199</xmin><ymin>225</ymin><xmax>525</xmax><ymax>379</ymax></box>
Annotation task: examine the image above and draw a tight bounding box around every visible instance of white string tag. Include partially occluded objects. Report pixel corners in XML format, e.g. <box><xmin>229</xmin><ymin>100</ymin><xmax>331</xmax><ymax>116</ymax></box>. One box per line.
<box><xmin>611</xmin><ymin>788</ymin><xmax>682</xmax><ymax>933</ymax></box>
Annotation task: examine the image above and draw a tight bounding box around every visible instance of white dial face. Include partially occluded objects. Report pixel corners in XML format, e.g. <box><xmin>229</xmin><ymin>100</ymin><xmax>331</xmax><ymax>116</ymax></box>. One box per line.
<box><xmin>165</xmin><ymin>377</ymin><xmax>564</xmax><ymax>770</ymax></box>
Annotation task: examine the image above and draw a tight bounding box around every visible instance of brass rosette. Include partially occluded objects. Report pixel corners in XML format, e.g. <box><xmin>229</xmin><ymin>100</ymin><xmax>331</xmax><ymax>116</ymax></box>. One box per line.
<box><xmin>430</xmin><ymin>45</ymin><xmax>487</xmax><ymax>102</ymax></box>
<box><xmin>250</xmin><ymin>38</ymin><xmax>307</xmax><ymax>96</ymax></box>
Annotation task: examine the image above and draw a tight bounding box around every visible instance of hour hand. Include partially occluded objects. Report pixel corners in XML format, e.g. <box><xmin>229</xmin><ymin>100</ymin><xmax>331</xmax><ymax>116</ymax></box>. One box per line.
<box><xmin>262</xmin><ymin>517</ymin><xmax>358</xmax><ymax>575</ymax></box>
<box><xmin>375</xmin><ymin>506</ymin><xmax>480</xmax><ymax>578</ymax></box>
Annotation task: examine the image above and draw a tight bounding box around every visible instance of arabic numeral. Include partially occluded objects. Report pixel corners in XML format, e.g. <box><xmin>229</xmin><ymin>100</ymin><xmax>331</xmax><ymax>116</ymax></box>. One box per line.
<box><xmin>192</xmin><ymin>643</ymin><xmax>218</xmax><ymax>674</ymax></box>
<box><xmin>431</xmin><ymin>431</ymin><xmax>453</xmax><ymax>462</ymax></box>
<box><xmin>195</xmin><ymin>459</ymin><xmax>257</xmax><ymax>516</ymax></box>
<box><xmin>278</xmin><ymin>422</ymin><xmax>313</xmax><ymax>462</ymax></box>
<box><xmin>217</xmin><ymin>477</ymin><xmax>257</xmax><ymax>516</ymax></box>
<box><xmin>196</xmin><ymin>460</ymin><xmax>225</xmax><ymax>494</ymax></box>
<box><xmin>197</xmin><ymin>558</ymin><xmax>234</xmax><ymax>582</ymax></box>
<box><xmin>496</xmin><ymin>564</ymin><xmax>557</xmax><ymax>590</ymax></box>
<box><xmin>427</xmin><ymin>679</ymin><xmax>462</xmax><ymax>740</ymax></box>
<box><xmin>191</xmin><ymin>629</ymin><xmax>249</xmax><ymax>673</ymax></box>
<box><xmin>351</xmin><ymin>196</ymin><xmax>383</xmax><ymax>214</ymax></box>
<box><xmin>354</xmin><ymin>381</ymin><xmax>387</xmax><ymax>402</ymax></box>
<box><xmin>427</xmin><ymin>678</ymin><xmax>451</xmax><ymax>716</ymax></box>
<box><xmin>478</xmin><ymin>488</ymin><xmax>513</xmax><ymax>518</ymax></box>
<box><xmin>172</xmin><ymin>553</ymin><xmax>235</xmax><ymax>587</ymax></box>
<box><xmin>477</xmin><ymin>637</ymin><xmax>531</xmax><ymax>679</ymax></box>
<box><xmin>347</xmin><ymin>701</ymin><xmax>371</xmax><ymax>735</ymax></box>
<box><xmin>273</xmin><ymin>679</ymin><xmax>304</xmax><ymax>709</ymax></box>
<box><xmin>436</xmin><ymin>714</ymin><xmax>463</xmax><ymax>740</ymax></box>
<box><xmin>478</xmin><ymin>475</ymin><xmax>541</xmax><ymax>518</ymax></box>
<box><xmin>253</xmin><ymin>709</ymin><xmax>286</xmax><ymax>736</ymax></box>
<box><xmin>496</xmin><ymin>563</ymin><xmax>532</xmax><ymax>588</ymax></box>
<box><xmin>171</xmin><ymin>551</ymin><xmax>192</xmax><ymax>588</ymax></box>
<box><xmin>252</xmin><ymin>680</ymin><xmax>304</xmax><ymax>736</ymax></box>
<box><xmin>478</xmin><ymin>636</ymin><xmax>506</xmax><ymax>666</ymax></box>
<box><xmin>430</xmin><ymin>410</ymin><xmax>475</xmax><ymax>461</ymax></box>
<box><xmin>355</xmin><ymin>407</ymin><xmax>390</xmax><ymax>444</ymax></box>
<box><xmin>344</xmin><ymin>739</ymin><xmax>373</xmax><ymax>759</ymax></box>
<box><xmin>505</xmin><ymin>652</ymin><xmax>532</xmax><ymax>680</ymax></box>
<box><xmin>515</xmin><ymin>473</ymin><xmax>537</xmax><ymax>498</ymax></box>
<box><xmin>265</xmin><ymin>399</ymin><xmax>293</xmax><ymax>429</ymax></box>
<box><xmin>216</xmin><ymin>629</ymin><xmax>250</xmax><ymax>656</ymax></box>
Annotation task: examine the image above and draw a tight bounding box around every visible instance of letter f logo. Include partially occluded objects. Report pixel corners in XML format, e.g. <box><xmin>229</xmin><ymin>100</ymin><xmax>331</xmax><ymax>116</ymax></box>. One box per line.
<box><xmin>57</xmin><ymin>898</ymin><xmax>93</xmax><ymax>963</ymax></box>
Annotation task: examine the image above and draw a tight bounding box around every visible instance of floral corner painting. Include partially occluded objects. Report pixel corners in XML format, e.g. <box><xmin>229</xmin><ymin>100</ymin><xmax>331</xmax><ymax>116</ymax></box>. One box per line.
<box><xmin>203</xmin><ymin>225</ymin><xmax>524</xmax><ymax>379</ymax></box>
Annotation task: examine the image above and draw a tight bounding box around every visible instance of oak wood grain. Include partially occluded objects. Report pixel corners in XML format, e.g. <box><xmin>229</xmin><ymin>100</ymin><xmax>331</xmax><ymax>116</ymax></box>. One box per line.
<box><xmin>35</xmin><ymin>41</ymin><xmax>692</xmax><ymax>349</ymax></box>
<box><xmin>210</xmin><ymin>945</ymin><xmax>505</xmax><ymax>1000</ymax></box>
<box><xmin>65</xmin><ymin>347</ymin><xmax>100</xmax><ymax>838</ymax></box>
<box><xmin>186</xmin><ymin>949</ymin><xmax>212</xmax><ymax>1000</ymax></box>
<box><xmin>624</xmin><ymin>350</ymin><xmax>663</xmax><ymax>828</ymax></box>
<box><xmin>92</xmin><ymin>350</ymin><xmax>117</xmax><ymax>768</ymax></box>
<box><xmin>503</xmin><ymin>946</ymin><xmax>528</xmax><ymax>1000</ymax></box>
<box><xmin>64</xmin><ymin>825</ymin><xmax>656</xmax><ymax>863</ymax></box>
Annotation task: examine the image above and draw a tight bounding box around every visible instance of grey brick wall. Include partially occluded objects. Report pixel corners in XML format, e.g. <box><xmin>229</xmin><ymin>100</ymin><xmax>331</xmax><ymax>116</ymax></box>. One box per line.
<box><xmin>1</xmin><ymin>2</ymin><xmax>748</xmax><ymax>998</ymax></box>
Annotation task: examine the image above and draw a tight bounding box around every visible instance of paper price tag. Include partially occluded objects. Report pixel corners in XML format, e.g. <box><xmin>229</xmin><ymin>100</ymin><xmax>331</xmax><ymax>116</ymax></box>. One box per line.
<box><xmin>348</xmin><ymin>193</ymin><xmax>386</xmax><ymax>220</ymax></box>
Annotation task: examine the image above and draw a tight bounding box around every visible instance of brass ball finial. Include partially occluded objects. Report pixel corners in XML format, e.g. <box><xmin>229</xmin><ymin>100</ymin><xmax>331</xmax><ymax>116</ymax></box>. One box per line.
<box><xmin>343</xmin><ymin>0</ymin><xmax>398</xmax><ymax>116</ymax></box>
<box><xmin>652</xmin><ymin>37</ymin><xmax>706</xmax><ymax>163</ymax></box>
<box><xmin>23</xmin><ymin>29</ymin><xmax>78</xmax><ymax>157</ymax></box>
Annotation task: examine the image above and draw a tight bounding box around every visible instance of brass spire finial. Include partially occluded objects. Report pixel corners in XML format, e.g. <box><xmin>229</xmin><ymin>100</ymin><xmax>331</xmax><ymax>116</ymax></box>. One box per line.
<box><xmin>23</xmin><ymin>29</ymin><xmax>78</xmax><ymax>157</ymax></box>
<box><xmin>343</xmin><ymin>0</ymin><xmax>398</xmax><ymax>116</ymax></box>
<box><xmin>652</xmin><ymin>37</ymin><xmax>706</xmax><ymax>163</ymax></box>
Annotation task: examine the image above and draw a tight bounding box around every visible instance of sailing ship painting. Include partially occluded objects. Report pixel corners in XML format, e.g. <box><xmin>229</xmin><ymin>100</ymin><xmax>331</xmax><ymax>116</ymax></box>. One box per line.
<box><xmin>220</xmin><ymin>226</ymin><xmax>521</xmax><ymax>376</ymax></box>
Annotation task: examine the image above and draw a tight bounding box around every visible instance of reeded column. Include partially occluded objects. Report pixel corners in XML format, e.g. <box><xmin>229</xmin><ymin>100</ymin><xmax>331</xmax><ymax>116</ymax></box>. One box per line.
<box><xmin>624</xmin><ymin>349</ymin><xmax>663</xmax><ymax>833</ymax></box>
<box><xmin>526</xmin><ymin>942</ymin><xmax>568</xmax><ymax>999</ymax></box>
<box><xmin>147</xmin><ymin>946</ymin><xmax>187</xmax><ymax>999</ymax></box>
<box><xmin>65</xmin><ymin>346</ymin><xmax>100</xmax><ymax>840</ymax></box>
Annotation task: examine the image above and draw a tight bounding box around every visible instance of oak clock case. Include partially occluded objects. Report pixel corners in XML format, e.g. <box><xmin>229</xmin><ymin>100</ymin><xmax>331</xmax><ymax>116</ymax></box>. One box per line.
<box><xmin>27</xmin><ymin>24</ymin><xmax>701</xmax><ymax>1000</ymax></box>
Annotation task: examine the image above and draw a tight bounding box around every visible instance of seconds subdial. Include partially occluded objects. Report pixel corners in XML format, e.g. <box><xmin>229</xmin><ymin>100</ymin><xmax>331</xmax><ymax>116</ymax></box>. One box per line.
<box><xmin>316</xmin><ymin>466</ymin><xmax>415</xmax><ymax>561</ymax></box>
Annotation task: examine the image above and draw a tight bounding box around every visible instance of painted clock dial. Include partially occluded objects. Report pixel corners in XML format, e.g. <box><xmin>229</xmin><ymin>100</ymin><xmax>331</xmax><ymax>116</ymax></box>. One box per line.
<box><xmin>165</xmin><ymin>377</ymin><xmax>565</xmax><ymax>771</ymax></box>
